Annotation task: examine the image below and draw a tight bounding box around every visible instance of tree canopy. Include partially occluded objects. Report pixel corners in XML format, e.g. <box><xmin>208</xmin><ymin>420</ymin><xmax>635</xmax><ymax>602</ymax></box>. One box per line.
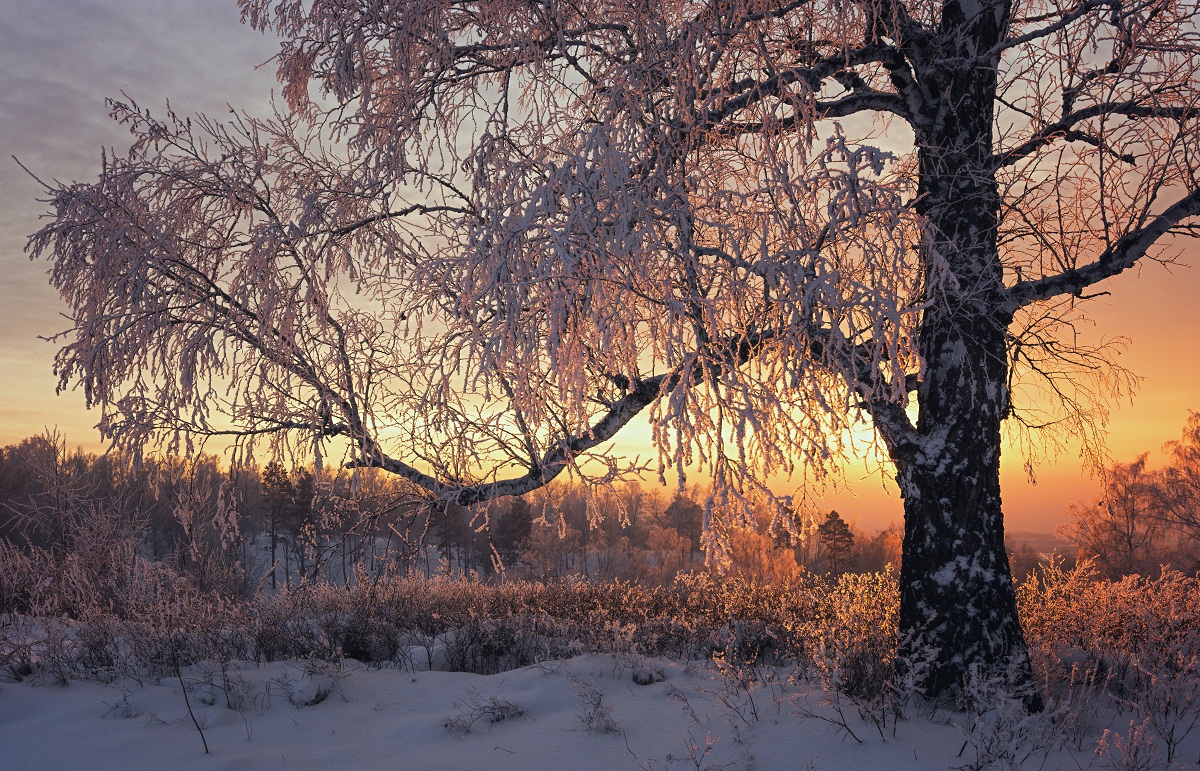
<box><xmin>30</xmin><ymin>0</ymin><xmax>1200</xmax><ymax>699</ymax></box>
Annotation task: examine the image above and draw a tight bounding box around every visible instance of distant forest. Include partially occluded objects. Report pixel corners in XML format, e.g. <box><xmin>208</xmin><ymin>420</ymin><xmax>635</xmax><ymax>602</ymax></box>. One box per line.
<box><xmin>4</xmin><ymin>418</ymin><xmax>1199</xmax><ymax>597</ymax></box>
<box><xmin>0</xmin><ymin>431</ymin><xmax>907</xmax><ymax>595</ymax></box>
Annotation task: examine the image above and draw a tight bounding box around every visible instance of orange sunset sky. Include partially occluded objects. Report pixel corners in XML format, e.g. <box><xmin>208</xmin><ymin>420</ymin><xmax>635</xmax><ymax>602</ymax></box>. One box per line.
<box><xmin>2</xmin><ymin>1</ymin><xmax>1198</xmax><ymax>534</ymax></box>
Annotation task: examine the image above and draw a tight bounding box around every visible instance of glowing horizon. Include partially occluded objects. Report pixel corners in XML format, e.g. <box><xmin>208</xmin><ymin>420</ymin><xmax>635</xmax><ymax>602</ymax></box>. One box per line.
<box><xmin>2</xmin><ymin>1</ymin><xmax>1198</xmax><ymax>535</ymax></box>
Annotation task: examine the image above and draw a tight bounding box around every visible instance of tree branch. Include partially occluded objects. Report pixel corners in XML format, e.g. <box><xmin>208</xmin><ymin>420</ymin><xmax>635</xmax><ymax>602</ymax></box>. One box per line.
<box><xmin>345</xmin><ymin>329</ymin><xmax>778</xmax><ymax>505</ymax></box>
<box><xmin>991</xmin><ymin>101</ymin><xmax>1193</xmax><ymax>170</ymax></box>
<box><xmin>994</xmin><ymin>0</ymin><xmax>1119</xmax><ymax>56</ymax></box>
<box><xmin>704</xmin><ymin>43</ymin><xmax>912</xmax><ymax>126</ymax></box>
<box><xmin>1006</xmin><ymin>187</ymin><xmax>1200</xmax><ymax>309</ymax></box>
<box><xmin>816</xmin><ymin>91</ymin><xmax>911</xmax><ymax>119</ymax></box>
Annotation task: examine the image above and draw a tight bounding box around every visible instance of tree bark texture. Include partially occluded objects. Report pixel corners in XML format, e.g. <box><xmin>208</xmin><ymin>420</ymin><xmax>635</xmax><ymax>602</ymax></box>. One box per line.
<box><xmin>894</xmin><ymin>315</ymin><xmax>1038</xmax><ymax>704</ymax></box>
<box><xmin>890</xmin><ymin>0</ymin><xmax>1039</xmax><ymax>704</ymax></box>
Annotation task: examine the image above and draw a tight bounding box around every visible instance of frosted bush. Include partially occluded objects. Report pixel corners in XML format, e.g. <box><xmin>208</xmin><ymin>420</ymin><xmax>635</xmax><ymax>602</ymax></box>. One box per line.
<box><xmin>1019</xmin><ymin>558</ymin><xmax>1200</xmax><ymax>764</ymax></box>
<box><xmin>1096</xmin><ymin>718</ymin><xmax>1164</xmax><ymax>771</ymax></box>
<box><xmin>794</xmin><ymin>570</ymin><xmax>899</xmax><ymax>700</ymax></box>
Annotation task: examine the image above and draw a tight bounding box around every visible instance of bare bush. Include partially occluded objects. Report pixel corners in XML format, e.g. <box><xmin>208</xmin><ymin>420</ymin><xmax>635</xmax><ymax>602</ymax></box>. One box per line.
<box><xmin>443</xmin><ymin>689</ymin><xmax>528</xmax><ymax>734</ymax></box>
<box><xmin>572</xmin><ymin>680</ymin><xmax>622</xmax><ymax>734</ymax></box>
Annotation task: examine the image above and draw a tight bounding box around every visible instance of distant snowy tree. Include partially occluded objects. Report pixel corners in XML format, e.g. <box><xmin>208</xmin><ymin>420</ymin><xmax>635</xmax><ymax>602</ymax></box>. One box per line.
<box><xmin>1159</xmin><ymin>412</ymin><xmax>1200</xmax><ymax>559</ymax></box>
<box><xmin>1063</xmin><ymin>413</ymin><xmax>1200</xmax><ymax>576</ymax></box>
<box><xmin>30</xmin><ymin>0</ymin><xmax>1200</xmax><ymax>701</ymax></box>
<box><xmin>1061</xmin><ymin>455</ymin><xmax>1167</xmax><ymax>578</ymax></box>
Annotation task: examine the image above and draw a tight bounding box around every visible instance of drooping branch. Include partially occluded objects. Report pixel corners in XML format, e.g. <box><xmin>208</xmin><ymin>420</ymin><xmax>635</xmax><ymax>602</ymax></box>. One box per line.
<box><xmin>345</xmin><ymin>328</ymin><xmax>782</xmax><ymax>505</ymax></box>
<box><xmin>348</xmin><ymin>372</ymin><xmax>666</xmax><ymax>504</ymax></box>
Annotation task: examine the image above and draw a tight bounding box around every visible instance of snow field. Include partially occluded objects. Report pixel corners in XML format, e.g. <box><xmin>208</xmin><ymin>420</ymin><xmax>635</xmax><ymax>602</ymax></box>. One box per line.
<box><xmin>5</xmin><ymin>652</ymin><xmax>1196</xmax><ymax>770</ymax></box>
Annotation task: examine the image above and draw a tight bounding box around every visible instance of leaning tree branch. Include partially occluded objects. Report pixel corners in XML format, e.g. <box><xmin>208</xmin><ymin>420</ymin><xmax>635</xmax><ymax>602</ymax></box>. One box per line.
<box><xmin>816</xmin><ymin>91</ymin><xmax>910</xmax><ymax>119</ymax></box>
<box><xmin>345</xmin><ymin>329</ymin><xmax>778</xmax><ymax>505</ymax></box>
<box><xmin>1006</xmin><ymin>186</ymin><xmax>1200</xmax><ymax>310</ymax></box>
<box><xmin>346</xmin><ymin>321</ymin><xmax>920</xmax><ymax>509</ymax></box>
<box><xmin>991</xmin><ymin>101</ymin><xmax>1194</xmax><ymax>170</ymax></box>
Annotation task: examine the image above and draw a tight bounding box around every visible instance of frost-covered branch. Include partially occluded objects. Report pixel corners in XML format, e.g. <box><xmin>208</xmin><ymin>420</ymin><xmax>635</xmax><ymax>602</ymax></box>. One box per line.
<box><xmin>1006</xmin><ymin>186</ymin><xmax>1200</xmax><ymax>308</ymax></box>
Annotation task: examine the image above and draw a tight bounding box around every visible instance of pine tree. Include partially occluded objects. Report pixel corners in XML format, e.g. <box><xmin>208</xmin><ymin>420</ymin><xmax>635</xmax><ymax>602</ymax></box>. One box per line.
<box><xmin>818</xmin><ymin>511</ymin><xmax>855</xmax><ymax>575</ymax></box>
<box><xmin>492</xmin><ymin>497</ymin><xmax>534</xmax><ymax>566</ymax></box>
<box><xmin>260</xmin><ymin>461</ymin><xmax>292</xmax><ymax>590</ymax></box>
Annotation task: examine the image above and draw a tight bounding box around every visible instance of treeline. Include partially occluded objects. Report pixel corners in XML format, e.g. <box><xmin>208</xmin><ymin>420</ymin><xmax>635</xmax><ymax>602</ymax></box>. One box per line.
<box><xmin>12</xmin><ymin>410</ymin><xmax>1199</xmax><ymax>594</ymax></box>
<box><xmin>0</xmin><ymin>432</ymin><xmax>424</xmax><ymax>597</ymax></box>
<box><xmin>0</xmin><ymin>432</ymin><xmax>912</xmax><ymax>596</ymax></box>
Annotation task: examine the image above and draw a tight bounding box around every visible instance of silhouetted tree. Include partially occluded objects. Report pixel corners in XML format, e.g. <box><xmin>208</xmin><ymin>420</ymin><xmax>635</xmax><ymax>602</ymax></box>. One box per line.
<box><xmin>493</xmin><ymin>497</ymin><xmax>533</xmax><ymax>566</ymax></box>
<box><xmin>261</xmin><ymin>461</ymin><xmax>292</xmax><ymax>589</ymax></box>
<box><xmin>818</xmin><ymin>511</ymin><xmax>856</xmax><ymax>574</ymax></box>
<box><xmin>665</xmin><ymin>492</ymin><xmax>704</xmax><ymax>560</ymax></box>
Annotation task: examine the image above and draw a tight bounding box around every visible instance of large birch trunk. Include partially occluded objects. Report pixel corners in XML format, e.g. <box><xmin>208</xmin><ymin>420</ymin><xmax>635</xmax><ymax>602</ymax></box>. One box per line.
<box><xmin>893</xmin><ymin>310</ymin><xmax>1038</xmax><ymax>706</ymax></box>
<box><xmin>893</xmin><ymin>1</ymin><xmax>1040</xmax><ymax>703</ymax></box>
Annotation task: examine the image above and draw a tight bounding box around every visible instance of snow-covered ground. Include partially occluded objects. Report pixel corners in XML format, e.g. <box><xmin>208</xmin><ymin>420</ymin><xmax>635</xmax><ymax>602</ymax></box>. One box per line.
<box><xmin>2</xmin><ymin>654</ymin><xmax>1183</xmax><ymax>770</ymax></box>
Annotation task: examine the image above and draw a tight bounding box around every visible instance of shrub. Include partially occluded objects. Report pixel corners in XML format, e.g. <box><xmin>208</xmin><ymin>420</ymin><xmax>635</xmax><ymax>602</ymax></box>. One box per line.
<box><xmin>5</xmin><ymin>539</ymin><xmax>1200</xmax><ymax>770</ymax></box>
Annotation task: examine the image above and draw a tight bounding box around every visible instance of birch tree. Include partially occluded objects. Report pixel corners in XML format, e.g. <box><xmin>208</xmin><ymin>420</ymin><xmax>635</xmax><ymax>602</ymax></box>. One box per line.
<box><xmin>29</xmin><ymin>0</ymin><xmax>1200</xmax><ymax>701</ymax></box>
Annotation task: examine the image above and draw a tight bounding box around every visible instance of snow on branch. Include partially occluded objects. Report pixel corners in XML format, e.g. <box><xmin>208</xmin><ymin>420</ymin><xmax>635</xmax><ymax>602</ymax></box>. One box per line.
<box><xmin>1006</xmin><ymin>187</ymin><xmax>1200</xmax><ymax>309</ymax></box>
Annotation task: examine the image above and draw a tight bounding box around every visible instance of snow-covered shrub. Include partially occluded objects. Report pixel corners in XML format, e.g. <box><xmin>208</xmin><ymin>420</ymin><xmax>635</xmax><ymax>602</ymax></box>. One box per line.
<box><xmin>442</xmin><ymin>615</ymin><xmax>535</xmax><ymax>675</ymax></box>
<box><xmin>0</xmin><ymin>614</ymin><xmax>38</xmax><ymax>682</ymax></box>
<box><xmin>70</xmin><ymin>609</ymin><xmax>126</xmax><ymax>682</ymax></box>
<box><xmin>571</xmin><ymin>680</ymin><xmax>621</xmax><ymax>733</ymax></box>
<box><xmin>1019</xmin><ymin>558</ymin><xmax>1200</xmax><ymax>764</ymax></box>
<box><xmin>279</xmin><ymin>657</ymin><xmax>346</xmax><ymax>707</ymax></box>
<box><xmin>220</xmin><ymin>663</ymin><xmax>253</xmax><ymax>711</ymax></box>
<box><xmin>443</xmin><ymin>689</ymin><xmax>528</xmax><ymax>734</ymax></box>
<box><xmin>952</xmin><ymin>664</ymin><xmax>1067</xmax><ymax>770</ymax></box>
<box><xmin>0</xmin><ymin>540</ymin><xmax>55</xmax><ymax>615</ymax></box>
